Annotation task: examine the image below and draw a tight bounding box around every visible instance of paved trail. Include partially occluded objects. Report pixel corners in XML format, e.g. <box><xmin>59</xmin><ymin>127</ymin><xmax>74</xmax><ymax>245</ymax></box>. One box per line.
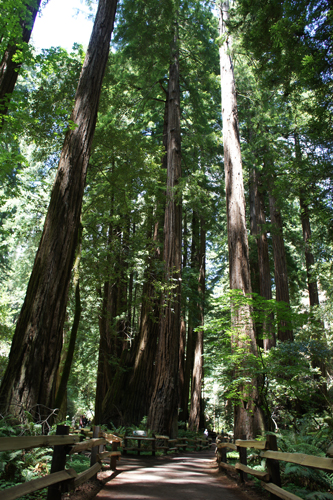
<box><xmin>95</xmin><ymin>450</ymin><xmax>249</xmax><ymax>500</ymax></box>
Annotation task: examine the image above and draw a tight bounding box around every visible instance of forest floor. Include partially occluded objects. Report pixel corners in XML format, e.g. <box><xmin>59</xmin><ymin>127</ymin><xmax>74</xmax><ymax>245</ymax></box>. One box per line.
<box><xmin>63</xmin><ymin>450</ymin><xmax>269</xmax><ymax>500</ymax></box>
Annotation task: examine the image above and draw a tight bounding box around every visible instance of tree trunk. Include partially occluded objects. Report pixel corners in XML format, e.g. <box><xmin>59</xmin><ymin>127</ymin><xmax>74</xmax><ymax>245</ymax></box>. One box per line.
<box><xmin>148</xmin><ymin>30</ymin><xmax>182</xmax><ymax>438</ymax></box>
<box><xmin>188</xmin><ymin>218</ymin><xmax>205</xmax><ymax>431</ymax></box>
<box><xmin>295</xmin><ymin>133</ymin><xmax>327</xmax><ymax>403</ymax></box>
<box><xmin>178</xmin><ymin>211</ymin><xmax>187</xmax><ymax>421</ymax></box>
<box><xmin>0</xmin><ymin>0</ymin><xmax>42</xmax><ymax>121</ymax></box>
<box><xmin>0</xmin><ymin>0</ymin><xmax>118</xmax><ymax>420</ymax></box>
<box><xmin>54</xmin><ymin>226</ymin><xmax>83</xmax><ymax>415</ymax></box>
<box><xmin>101</xmin><ymin>94</ymin><xmax>169</xmax><ymax>427</ymax></box>
<box><xmin>268</xmin><ymin>188</ymin><xmax>293</xmax><ymax>342</ymax></box>
<box><xmin>219</xmin><ymin>0</ymin><xmax>265</xmax><ymax>440</ymax></box>
<box><xmin>249</xmin><ymin>168</ymin><xmax>275</xmax><ymax>350</ymax></box>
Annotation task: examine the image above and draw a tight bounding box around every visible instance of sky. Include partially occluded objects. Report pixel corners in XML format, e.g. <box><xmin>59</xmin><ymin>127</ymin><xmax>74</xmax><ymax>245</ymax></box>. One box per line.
<box><xmin>31</xmin><ymin>0</ymin><xmax>95</xmax><ymax>52</ymax></box>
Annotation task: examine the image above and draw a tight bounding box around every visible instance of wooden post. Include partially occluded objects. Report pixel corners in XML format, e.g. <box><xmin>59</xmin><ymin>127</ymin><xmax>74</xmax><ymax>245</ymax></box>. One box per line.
<box><xmin>47</xmin><ymin>425</ymin><xmax>70</xmax><ymax>500</ymax></box>
<box><xmin>266</xmin><ymin>434</ymin><xmax>281</xmax><ymax>500</ymax></box>
<box><xmin>90</xmin><ymin>426</ymin><xmax>100</xmax><ymax>480</ymax></box>
<box><xmin>152</xmin><ymin>438</ymin><xmax>156</xmax><ymax>457</ymax></box>
<box><xmin>237</xmin><ymin>435</ymin><xmax>247</xmax><ymax>483</ymax></box>
<box><xmin>221</xmin><ymin>436</ymin><xmax>227</xmax><ymax>464</ymax></box>
<box><xmin>123</xmin><ymin>436</ymin><xmax>127</xmax><ymax>455</ymax></box>
<box><xmin>138</xmin><ymin>438</ymin><xmax>141</xmax><ymax>456</ymax></box>
<box><xmin>110</xmin><ymin>441</ymin><xmax>118</xmax><ymax>471</ymax></box>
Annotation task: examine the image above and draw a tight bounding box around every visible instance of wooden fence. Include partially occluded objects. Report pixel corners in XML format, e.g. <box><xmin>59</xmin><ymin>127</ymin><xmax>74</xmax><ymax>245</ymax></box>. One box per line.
<box><xmin>216</xmin><ymin>434</ymin><xmax>333</xmax><ymax>500</ymax></box>
<box><xmin>0</xmin><ymin>425</ymin><xmax>121</xmax><ymax>500</ymax></box>
<box><xmin>1</xmin><ymin>427</ymin><xmax>212</xmax><ymax>500</ymax></box>
<box><xmin>122</xmin><ymin>435</ymin><xmax>211</xmax><ymax>455</ymax></box>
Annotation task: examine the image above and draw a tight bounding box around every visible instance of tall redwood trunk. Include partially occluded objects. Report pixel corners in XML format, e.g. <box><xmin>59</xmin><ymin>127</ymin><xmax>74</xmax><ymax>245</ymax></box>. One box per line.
<box><xmin>148</xmin><ymin>32</ymin><xmax>182</xmax><ymax>438</ymax></box>
<box><xmin>0</xmin><ymin>0</ymin><xmax>42</xmax><ymax>120</ymax></box>
<box><xmin>0</xmin><ymin>0</ymin><xmax>118</xmax><ymax>420</ymax></box>
<box><xmin>188</xmin><ymin>217</ymin><xmax>205</xmax><ymax>431</ymax></box>
<box><xmin>178</xmin><ymin>212</ymin><xmax>187</xmax><ymax>421</ymax></box>
<box><xmin>219</xmin><ymin>0</ymin><xmax>264</xmax><ymax>439</ymax></box>
<box><xmin>268</xmin><ymin>188</ymin><xmax>293</xmax><ymax>342</ymax></box>
<box><xmin>54</xmin><ymin>226</ymin><xmax>83</xmax><ymax>415</ymax></box>
<box><xmin>101</xmin><ymin>96</ymin><xmax>169</xmax><ymax>427</ymax></box>
<box><xmin>249</xmin><ymin>168</ymin><xmax>275</xmax><ymax>350</ymax></box>
<box><xmin>295</xmin><ymin>133</ymin><xmax>327</xmax><ymax>402</ymax></box>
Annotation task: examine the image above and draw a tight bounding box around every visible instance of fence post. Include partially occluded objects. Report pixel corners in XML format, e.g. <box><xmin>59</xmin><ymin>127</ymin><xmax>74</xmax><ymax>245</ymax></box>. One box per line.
<box><xmin>110</xmin><ymin>440</ymin><xmax>119</xmax><ymax>470</ymax></box>
<box><xmin>90</xmin><ymin>425</ymin><xmax>100</xmax><ymax>479</ymax></box>
<box><xmin>237</xmin><ymin>434</ymin><xmax>247</xmax><ymax>483</ymax></box>
<box><xmin>266</xmin><ymin>434</ymin><xmax>281</xmax><ymax>500</ymax></box>
<box><xmin>220</xmin><ymin>435</ymin><xmax>227</xmax><ymax>464</ymax></box>
<box><xmin>47</xmin><ymin>425</ymin><xmax>70</xmax><ymax>500</ymax></box>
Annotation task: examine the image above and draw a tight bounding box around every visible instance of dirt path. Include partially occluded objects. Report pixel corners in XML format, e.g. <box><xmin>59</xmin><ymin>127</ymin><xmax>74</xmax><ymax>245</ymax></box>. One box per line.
<box><xmin>92</xmin><ymin>450</ymin><xmax>263</xmax><ymax>500</ymax></box>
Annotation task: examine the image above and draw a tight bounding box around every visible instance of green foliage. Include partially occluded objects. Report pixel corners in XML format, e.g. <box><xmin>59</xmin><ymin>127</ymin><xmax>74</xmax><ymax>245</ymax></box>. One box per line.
<box><xmin>0</xmin><ymin>416</ymin><xmax>53</xmax><ymax>492</ymax></box>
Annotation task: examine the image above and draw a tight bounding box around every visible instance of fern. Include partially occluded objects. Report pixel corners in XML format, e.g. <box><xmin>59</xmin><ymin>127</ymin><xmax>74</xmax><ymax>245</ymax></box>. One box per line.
<box><xmin>284</xmin><ymin>463</ymin><xmax>332</xmax><ymax>491</ymax></box>
<box><xmin>305</xmin><ymin>493</ymin><xmax>333</xmax><ymax>500</ymax></box>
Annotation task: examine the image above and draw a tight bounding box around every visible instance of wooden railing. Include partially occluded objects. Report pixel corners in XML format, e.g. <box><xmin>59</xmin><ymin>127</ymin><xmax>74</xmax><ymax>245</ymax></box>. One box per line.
<box><xmin>1</xmin><ymin>425</ymin><xmax>121</xmax><ymax>500</ymax></box>
<box><xmin>216</xmin><ymin>434</ymin><xmax>333</xmax><ymax>500</ymax></box>
<box><xmin>122</xmin><ymin>434</ymin><xmax>211</xmax><ymax>455</ymax></box>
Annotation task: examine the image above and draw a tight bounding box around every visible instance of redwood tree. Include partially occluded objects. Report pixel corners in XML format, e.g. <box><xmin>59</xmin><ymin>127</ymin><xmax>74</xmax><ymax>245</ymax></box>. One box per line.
<box><xmin>219</xmin><ymin>0</ymin><xmax>264</xmax><ymax>439</ymax></box>
<box><xmin>0</xmin><ymin>0</ymin><xmax>42</xmax><ymax>121</ymax></box>
<box><xmin>0</xmin><ymin>0</ymin><xmax>118</xmax><ymax>420</ymax></box>
<box><xmin>148</xmin><ymin>25</ymin><xmax>182</xmax><ymax>437</ymax></box>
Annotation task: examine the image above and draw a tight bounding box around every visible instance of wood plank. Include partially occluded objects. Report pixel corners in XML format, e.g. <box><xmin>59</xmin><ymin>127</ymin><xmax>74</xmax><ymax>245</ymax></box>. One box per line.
<box><xmin>2</xmin><ymin>469</ymin><xmax>77</xmax><ymax>500</ymax></box>
<box><xmin>69</xmin><ymin>438</ymin><xmax>106</xmax><ymax>455</ymax></box>
<box><xmin>260</xmin><ymin>451</ymin><xmax>333</xmax><ymax>471</ymax></box>
<box><xmin>0</xmin><ymin>435</ymin><xmax>79</xmax><ymax>452</ymax></box>
<box><xmin>261</xmin><ymin>482</ymin><xmax>303</xmax><ymax>500</ymax></box>
<box><xmin>102</xmin><ymin>433</ymin><xmax>122</xmax><ymax>443</ymax></box>
<box><xmin>235</xmin><ymin>463</ymin><xmax>270</xmax><ymax>481</ymax></box>
<box><xmin>219</xmin><ymin>462</ymin><xmax>236</xmax><ymax>473</ymax></box>
<box><xmin>216</xmin><ymin>443</ymin><xmax>237</xmax><ymax>451</ymax></box>
<box><xmin>235</xmin><ymin>439</ymin><xmax>267</xmax><ymax>450</ymax></box>
<box><xmin>74</xmin><ymin>463</ymin><xmax>102</xmax><ymax>488</ymax></box>
<box><xmin>97</xmin><ymin>451</ymin><xmax>121</xmax><ymax>461</ymax></box>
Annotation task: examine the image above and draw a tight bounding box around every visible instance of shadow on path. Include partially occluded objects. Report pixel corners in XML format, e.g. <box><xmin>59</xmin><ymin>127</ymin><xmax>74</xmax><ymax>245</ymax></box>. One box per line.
<box><xmin>94</xmin><ymin>450</ymin><xmax>250</xmax><ymax>500</ymax></box>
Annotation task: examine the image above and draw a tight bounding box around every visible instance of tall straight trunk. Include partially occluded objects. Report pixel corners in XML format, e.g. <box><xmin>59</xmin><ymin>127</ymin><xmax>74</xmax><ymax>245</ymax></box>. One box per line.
<box><xmin>178</xmin><ymin>212</ymin><xmax>187</xmax><ymax>420</ymax></box>
<box><xmin>54</xmin><ymin>226</ymin><xmax>83</xmax><ymax>414</ymax></box>
<box><xmin>0</xmin><ymin>0</ymin><xmax>42</xmax><ymax>121</ymax></box>
<box><xmin>95</xmin><ymin>224</ymin><xmax>129</xmax><ymax>425</ymax></box>
<box><xmin>101</xmin><ymin>96</ymin><xmax>168</xmax><ymax>427</ymax></box>
<box><xmin>188</xmin><ymin>218</ymin><xmax>205</xmax><ymax>431</ymax></box>
<box><xmin>295</xmin><ymin>133</ymin><xmax>327</xmax><ymax>402</ymax></box>
<box><xmin>249</xmin><ymin>168</ymin><xmax>275</xmax><ymax>350</ymax></box>
<box><xmin>181</xmin><ymin>210</ymin><xmax>199</xmax><ymax>424</ymax></box>
<box><xmin>0</xmin><ymin>0</ymin><xmax>118</xmax><ymax>419</ymax></box>
<box><xmin>268</xmin><ymin>189</ymin><xmax>293</xmax><ymax>342</ymax></box>
<box><xmin>219</xmin><ymin>0</ymin><xmax>264</xmax><ymax>439</ymax></box>
<box><xmin>249</xmin><ymin>168</ymin><xmax>263</xmax><ymax>347</ymax></box>
<box><xmin>148</xmin><ymin>31</ymin><xmax>182</xmax><ymax>438</ymax></box>
<box><xmin>300</xmin><ymin>196</ymin><xmax>319</xmax><ymax>305</ymax></box>
<box><xmin>294</xmin><ymin>133</ymin><xmax>320</xmax><ymax>307</ymax></box>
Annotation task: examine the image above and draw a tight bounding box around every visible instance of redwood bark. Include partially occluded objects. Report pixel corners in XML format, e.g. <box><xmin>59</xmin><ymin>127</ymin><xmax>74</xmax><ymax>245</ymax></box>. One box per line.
<box><xmin>0</xmin><ymin>0</ymin><xmax>118</xmax><ymax>419</ymax></box>
<box><xmin>180</xmin><ymin>210</ymin><xmax>199</xmax><ymax>423</ymax></box>
<box><xmin>219</xmin><ymin>0</ymin><xmax>264</xmax><ymax>439</ymax></box>
<box><xmin>178</xmin><ymin>212</ymin><xmax>187</xmax><ymax>420</ymax></box>
<box><xmin>54</xmin><ymin>227</ymin><xmax>83</xmax><ymax>414</ymax></box>
<box><xmin>0</xmin><ymin>0</ymin><xmax>42</xmax><ymax>120</ymax></box>
<box><xmin>188</xmin><ymin>218</ymin><xmax>205</xmax><ymax>432</ymax></box>
<box><xmin>300</xmin><ymin>197</ymin><xmax>320</xmax><ymax>306</ymax></box>
<box><xmin>148</xmin><ymin>33</ymin><xmax>182</xmax><ymax>438</ymax></box>
<box><xmin>101</xmin><ymin>97</ymin><xmax>169</xmax><ymax>427</ymax></box>
<box><xmin>249</xmin><ymin>168</ymin><xmax>275</xmax><ymax>350</ymax></box>
<box><xmin>295</xmin><ymin>134</ymin><xmax>327</xmax><ymax>401</ymax></box>
<box><xmin>268</xmin><ymin>190</ymin><xmax>293</xmax><ymax>342</ymax></box>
